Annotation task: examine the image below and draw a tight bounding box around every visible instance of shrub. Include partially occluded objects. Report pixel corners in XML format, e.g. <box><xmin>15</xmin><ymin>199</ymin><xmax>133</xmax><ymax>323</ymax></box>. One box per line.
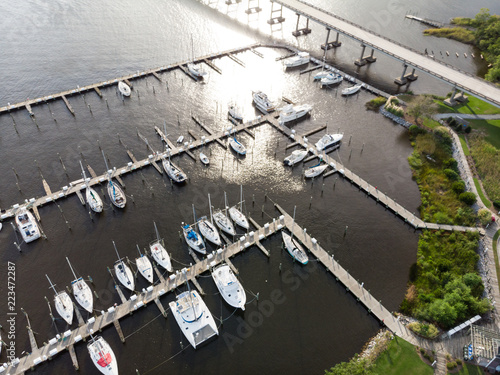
<box><xmin>452</xmin><ymin>181</ymin><xmax>466</xmax><ymax>194</ymax></box>
<box><xmin>407</xmin><ymin>322</ymin><xmax>439</xmax><ymax>339</ymax></box>
<box><xmin>465</xmin><ymin>125</ymin><xmax>472</xmax><ymax>133</ymax></box>
<box><xmin>444</xmin><ymin>169</ymin><xmax>459</xmax><ymax>181</ymax></box>
<box><xmin>478</xmin><ymin>208</ymin><xmax>492</xmax><ymax>225</ymax></box>
<box><xmin>444</xmin><ymin>158</ymin><xmax>458</xmax><ymax>171</ymax></box>
<box><xmin>447</xmin><ymin>361</ymin><xmax>457</xmax><ymax>370</ymax></box>
<box><xmin>365</xmin><ymin>96</ymin><xmax>387</xmax><ymax>111</ymax></box>
<box><xmin>409</xmin><ymin>125</ymin><xmax>426</xmax><ymax>137</ymax></box>
<box><xmin>494</xmin><ymin>200</ymin><xmax>500</xmax><ymax>209</ymax></box>
<box><xmin>456</xmin><ymin>359</ymin><xmax>462</xmax><ymax>365</ymax></box>
<box><xmin>459</xmin><ymin>192</ymin><xmax>477</xmax><ymax>205</ymax></box>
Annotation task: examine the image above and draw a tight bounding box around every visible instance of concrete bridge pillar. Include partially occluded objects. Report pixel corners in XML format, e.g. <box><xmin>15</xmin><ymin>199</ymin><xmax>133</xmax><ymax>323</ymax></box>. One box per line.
<box><xmin>245</xmin><ymin>0</ymin><xmax>261</xmax><ymax>14</ymax></box>
<box><xmin>355</xmin><ymin>45</ymin><xmax>377</xmax><ymax>66</ymax></box>
<box><xmin>267</xmin><ymin>1</ymin><xmax>285</xmax><ymax>25</ymax></box>
<box><xmin>394</xmin><ymin>64</ymin><xmax>408</xmax><ymax>85</ymax></box>
<box><xmin>321</xmin><ymin>28</ymin><xmax>341</xmax><ymax>50</ymax></box>
<box><xmin>292</xmin><ymin>13</ymin><xmax>311</xmax><ymax>36</ymax></box>
<box><xmin>444</xmin><ymin>87</ymin><xmax>468</xmax><ymax>106</ymax></box>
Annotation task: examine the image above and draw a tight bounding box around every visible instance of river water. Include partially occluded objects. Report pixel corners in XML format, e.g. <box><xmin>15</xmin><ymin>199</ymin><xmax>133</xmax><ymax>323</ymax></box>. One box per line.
<box><xmin>0</xmin><ymin>1</ymin><xmax>497</xmax><ymax>374</ymax></box>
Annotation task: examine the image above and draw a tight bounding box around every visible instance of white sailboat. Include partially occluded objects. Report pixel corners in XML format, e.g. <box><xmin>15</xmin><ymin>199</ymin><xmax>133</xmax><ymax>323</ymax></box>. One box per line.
<box><xmin>15</xmin><ymin>208</ymin><xmax>40</xmax><ymax>243</ymax></box>
<box><xmin>198</xmin><ymin>194</ymin><xmax>222</xmax><ymax>246</ymax></box>
<box><xmin>46</xmin><ymin>274</ymin><xmax>74</xmax><ymax>325</ymax></box>
<box><xmin>80</xmin><ymin>161</ymin><xmax>103</xmax><ymax>213</ymax></box>
<box><xmin>118</xmin><ymin>81</ymin><xmax>131</xmax><ymax>97</ymax></box>
<box><xmin>229</xmin><ymin>137</ymin><xmax>246</xmax><ymax>156</ymax></box>
<box><xmin>187</xmin><ymin>35</ymin><xmax>207</xmax><ymax>78</ymax></box>
<box><xmin>228</xmin><ymin>105</ymin><xmax>243</xmax><ymax>121</ymax></box>
<box><xmin>199</xmin><ymin>152</ymin><xmax>209</xmax><ymax>165</ymax></box>
<box><xmin>135</xmin><ymin>245</ymin><xmax>153</xmax><ymax>284</ymax></box>
<box><xmin>169</xmin><ymin>271</ymin><xmax>218</xmax><ymax>349</ymax></box>
<box><xmin>211</xmin><ymin>263</ymin><xmax>246</xmax><ymax>310</ymax></box>
<box><xmin>149</xmin><ymin>222</ymin><xmax>173</xmax><ymax>272</ymax></box>
<box><xmin>182</xmin><ymin>205</ymin><xmax>206</xmax><ymax>254</ymax></box>
<box><xmin>304</xmin><ymin>162</ymin><xmax>328</xmax><ymax>178</ymax></box>
<box><xmin>213</xmin><ymin>192</ymin><xmax>236</xmax><ymax>236</ymax></box>
<box><xmin>282</xmin><ymin>206</ymin><xmax>308</xmax><ymax>265</ymax></box>
<box><xmin>66</xmin><ymin>257</ymin><xmax>93</xmax><ymax>313</ymax></box>
<box><xmin>320</xmin><ymin>73</ymin><xmax>343</xmax><ymax>87</ymax></box>
<box><xmin>284</xmin><ymin>149</ymin><xmax>308</xmax><ymax>166</ymax></box>
<box><xmin>87</xmin><ymin>335</ymin><xmax>119</xmax><ymax>375</ymax></box>
<box><xmin>103</xmin><ymin>151</ymin><xmax>126</xmax><ymax>208</ymax></box>
<box><xmin>341</xmin><ymin>83</ymin><xmax>363</xmax><ymax>96</ymax></box>
<box><xmin>229</xmin><ymin>185</ymin><xmax>249</xmax><ymax>230</ymax></box>
<box><xmin>113</xmin><ymin>241</ymin><xmax>135</xmax><ymax>292</ymax></box>
<box><xmin>162</xmin><ymin>157</ymin><xmax>187</xmax><ymax>183</ymax></box>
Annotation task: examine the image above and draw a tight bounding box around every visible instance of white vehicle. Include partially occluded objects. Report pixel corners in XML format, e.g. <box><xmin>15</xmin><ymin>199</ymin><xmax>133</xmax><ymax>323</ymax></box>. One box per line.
<box><xmin>212</xmin><ymin>192</ymin><xmax>236</xmax><ymax>236</ymax></box>
<box><xmin>284</xmin><ymin>52</ymin><xmax>310</xmax><ymax>68</ymax></box>
<box><xmin>284</xmin><ymin>149</ymin><xmax>308</xmax><ymax>166</ymax></box>
<box><xmin>342</xmin><ymin>84</ymin><xmax>363</xmax><ymax>96</ymax></box>
<box><xmin>315</xmin><ymin>133</ymin><xmax>343</xmax><ymax>151</ymax></box>
<box><xmin>107</xmin><ymin>180</ymin><xmax>126</xmax><ymax>208</ymax></box>
<box><xmin>278</xmin><ymin>104</ymin><xmax>312</xmax><ymax>124</ymax></box>
<box><xmin>118</xmin><ymin>81</ymin><xmax>131</xmax><ymax>97</ymax></box>
<box><xmin>229</xmin><ymin>137</ymin><xmax>246</xmax><ymax>156</ymax></box>
<box><xmin>15</xmin><ymin>208</ymin><xmax>40</xmax><ymax>243</ymax></box>
<box><xmin>228</xmin><ymin>105</ymin><xmax>243</xmax><ymax>121</ymax></box>
<box><xmin>113</xmin><ymin>241</ymin><xmax>135</xmax><ymax>292</ymax></box>
<box><xmin>304</xmin><ymin>163</ymin><xmax>328</xmax><ymax>178</ymax></box>
<box><xmin>162</xmin><ymin>158</ymin><xmax>187</xmax><ymax>183</ymax></box>
<box><xmin>46</xmin><ymin>274</ymin><xmax>74</xmax><ymax>325</ymax></box>
<box><xmin>229</xmin><ymin>185</ymin><xmax>249</xmax><ymax>229</ymax></box>
<box><xmin>149</xmin><ymin>222</ymin><xmax>172</xmax><ymax>272</ymax></box>
<box><xmin>87</xmin><ymin>336</ymin><xmax>119</xmax><ymax>375</ymax></box>
<box><xmin>282</xmin><ymin>206</ymin><xmax>308</xmax><ymax>265</ymax></box>
<box><xmin>199</xmin><ymin>152</ymin><xmax>209</xmax><ymax>165</ymax></box>
<box><xmin>252</xmin><ymin>91</ymin><xmax>275</xmax><ymax>114</ymax></box>
<box><xmin>182</xmin><ymin>223</ymin><xmax>206</xmax><ymax>254</ymax></box>
<box><xmin>80</xmin><ymin>161</ymin><xmax>103</xmax><ymax>213</ymax></box>
<box><xmin>135</xmin><ymin>245</ymin><xmax>153</xmax><ymax>284</ymax></box>
<box><xmin>66</xmin><ymin>257</ymin><xmax>93</xmax><ymax>313</ymax></box>
<box><xmin>211</xmin><ymin>264</ymin><xmax>246</xmax><ymax>310</ymax></box>
<box><xmin>187</xmin><ymin>62</ymin><xmax>207</xmax><ymax>78</ymax></box>
<box><xmin>320</xmin><ymin>73</ymin><xmax>343</xmax><ymax>87</ymax></box>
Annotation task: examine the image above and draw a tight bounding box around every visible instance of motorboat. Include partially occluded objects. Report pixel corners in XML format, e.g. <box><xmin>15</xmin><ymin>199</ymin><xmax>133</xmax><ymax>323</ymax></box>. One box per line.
<box><xmin>212</xmin><ymin>192</ymin><xmax>236</xmax><ymax>236</ymax></box>
<box><xmin>149</xmin><ymin>222</ymin><xmax>173</xmax><ymax>272</ymax></box>
<box><xmin>46</xmin><ymin>275</ymin><xmax>74</xmax><ymax>325</ymax></box>
<box><xmin>66</xmin><ymin>257</ymin><xmax>93</xmax><ymax>313</ymax></box>
<box><xmin>87</xmin><ymin>335</ymin><xmax>119</xmax><ymax>375</ymax></box>
<box><xmin>118</xmin><ymin>81</ymin><xmax>131</xmax><ymax>97</ymax></box>
<box><xmin>187</xmin><ymin>62</ymin><xmax>207</xmax><ymax>78</ymax></box>
<box><xmin>278</xmin><ymin>104</ymin><xmax>312</xmax><ymax>124</ymax></box>
<box><xmin>229</xmin><ymin>185</ymin><xmax>249</xmax><ymax>229</ymax></box>
<box><xmin>229</xmin><ymin>137</ymin><xmax>246</xmax><ymax>156</ymax></box>
<box><xmin>15</xmin><ymin>208</ymin><xmax>40</xmax><ymax>243</ymax></box>
<box><xmin>80</xmin><ymin>161</ymin><xmax>103</xmax><ymax>213</ymax></box>
<box><xmin>315</xmin><ymin>133</ymin><xmax>343</xmax><ymax>151</ymax></box>
<box><xmin>320</xmin><ymin>73</ymin><xmax>343</xmax><ymax>87</ymax></box>
<box><xmin>284</xmin><ymin>52</ymin><xmax>310</xmax><ymax>68</ymax></box>
<box><xmin>284</xmin><ymin>149</ymin><xmax>308</xmax><ymax>166</ymax></box>
<box><xmin>252</xmin><ymin>91</ymin><xmax>275</xmax><ymax>114</ymax></box>
<box><xmin>342</xmin><ymin>84</ymin><xmax>363</xmax><ymax>96</ymax></box>
<box><xmin>107</xmin><ymin>180</ymin><xmax>126</xmax><ymax>208</ymax></box>
<box><xmin>176</xmin><ymin>136</ymin><xmax>184</xmax><ymax>144</ymax></box>
<box><xmin>135</xmin><ymin>245</ymin><xmax>153</xmax><ymax>284</ymax></box>
<box><xmin>169</xmin><ymin>276</ymin><xmax>218</xmax><ymax>349</ymax></box>
<box><xmin>304</xmin><ymin>163</ymin><xmax>328</xmax><ymax>178</ymax></box>
<box><xmin>182</xmin><ymin>223</ymin><xmax>206</xmax><ymax>254</ymax></box>
<box><xmin>199</xmin><ymin>152</ymin><xmax>209</xmax><ymax>165</ymax></box>
<box><xmin>113</xmin><ymin>241</ymin><xmax>135</xmax><ymax>292</ymax></box>
<box><xmin>211</xmin><ymin>264</ymin><xmax>246</xmax><ymax>310</ymax></box>
<box><xmin>228</xmin><ymin>105</ymin><xmax>243</xmax><ymax>121</ymax></box>
<box><xmin>162</xmin><ymin>158</ymin><xmax>187</xmax><ymax>183</ymax></box>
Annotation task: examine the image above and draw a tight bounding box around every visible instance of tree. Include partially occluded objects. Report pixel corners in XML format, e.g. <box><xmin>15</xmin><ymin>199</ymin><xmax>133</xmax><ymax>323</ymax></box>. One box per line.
<box><xmin>459</xmin><ymin>192</ymin><xmax>477</xmax><ymax>205</ymax></box>
<box><xmin>478</xmin><ymin>208</ymin><xmax>492</xmax><ymax>225</ymax></box>
<box><xmin>407</xmin><ymin>96</ymin><xmax>436</xmax><ymax>125</ymax></box>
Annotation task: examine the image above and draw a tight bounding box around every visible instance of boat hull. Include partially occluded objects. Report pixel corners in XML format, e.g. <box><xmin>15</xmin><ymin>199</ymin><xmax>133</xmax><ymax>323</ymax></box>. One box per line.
<box><xmin>304</xmin><ymin>164</ymin><xmax>328</xmax><ymax>178</ymax></box>
<box><xmin>136</xmin><ymin>255</ymin><xmax>154</xmax><ymax>283</ymax></box>
<box><xmin>163</xmin><ymin>159</ymin><xmax>187</xmax><ymax>183</ymax></box>
<box><xmin>54</xmin><ymin>292</ymin><xmax>74</xmax><ymax>325</ymax></box>
<box><xmin>282</xmin><ymin>232</ymin><xmax>308</xmax><ymax>265</ymax></box>
<box><xmin>183</xmin><ymin>225</ymin><xmax>206</xmax><ymax>254</ymax></box>
<box><xmin>229</xmin><ymin>207</ymin><xmax>249</xmax><ymax>229</ymax></box>
<box><xmin>72</xmin><ymin>278</ymin><xmax>93</xmax><ymax>313</ymax></box>
<box><xmin>284</xmin><ymin>150</ymin><xmax>308</xmax><ymax>166</ymax></box>
<box><xmin>229</xmin><ymin>138</ymin><xmax>246</xmax><ymax>156</ymax></box>
<box><xmin>118</xmin><ymin>81</ymin><xmax>131</xmax><ymax>97</ymax></box>
<box><xmin>15</xmin><ymin>209</ymin><xmax>41</xmax><ymax>243</ymax></box>
<box><xmin>150</xmin><ymin>241</ymin><xmax>173</xmax><ymax>272</ymax></box>
<box><xmin>198</xmin><ymin>219</ymin><xmax>222</xmax><ymax>246</ymax></box>
<box><xmin>212</xmin><ymin>264</ymin><xmax>246</xmax><ymax>310</ymax></box>
<box><xmin>114</xmin><ymin>261</ymin><xmax>135</xmax><ymax>291</ymax></box>
<box><xmin>88</xmin><ymin>336</ymin><xmax>119</xmax><ymax>375</ymax></box>
<box><xmin>107</xmin><ymin>181</ymin><xmax>126</xmax><ymax>208</ymax></box>
<box><xmin>213</xmin><ymin>211</ymin><xmax>236</xmax><ymax>236</ymax></box>
<box><xmin>86</xmin><ymin>187</ymin><xmax>103</xmax><ymax>213</ymax></box>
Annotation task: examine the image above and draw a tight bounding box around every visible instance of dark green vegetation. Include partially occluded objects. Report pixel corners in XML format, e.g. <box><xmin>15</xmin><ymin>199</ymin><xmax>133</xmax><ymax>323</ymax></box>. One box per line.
<box><xmin>457</xmin><ymin>363</ymin><xmax>485</xmax><ymax>374</ymax></box>
<box><xmin>365</xmin><ymin>96</ymin><xmax>387</xmax><ymax>111</ymax></box>
<box><xmin>425</xmin><ymin>9</ymin><xmax>500</xmax><ymax>82</ymax></box>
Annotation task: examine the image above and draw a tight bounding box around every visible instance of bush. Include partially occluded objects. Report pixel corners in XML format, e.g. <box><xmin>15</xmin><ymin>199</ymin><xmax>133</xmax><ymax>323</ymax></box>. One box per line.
<box><xmin>452</xmin><ymin>181</ymin><xmax>466</xmax><ymax>194</ymax></box>
<box><xmin>494</xmin><ymin>200</ymin><xmax>500</xmax><ymax>209</ymax></box>
<box><xmin>465</xmin><ymin>125</ymin><xmax>472</xmax><ymax>133</ymax></box>
<box><xmin>478</xmin><ymin>208</ymin><xmax>492</xmax><ymax>225</ymax></box>
<box><xmin>409</xmin><ymin>125</ymin><xmax>426</xmax><ymax>137</ymax></box>
<box><xmin>365</xmin><ymin>96</ymin><xmax>387</xmax><ymax>111</ymax></box>
<box><xmin>447</xmin><ymin>361</ymin><xmax>457</xmax><ymax>370</ymax></box>
<box><xmin>408</xmin><ymin>322</ymin><xmax>440</xmax><ymax>339</ymax></box>
<box><xmin>456</xmin><ymin>359</ymin><xmax>462</xmax><ymax>365</ymax></box>
<box><xmin>444</xmin><ymin>169</ymin><xmax>459</xmax><ymax>181</ymax></box>
<box><xmin>459</xmin><ymin>192</ymin><xmax>477</xmax><ymax>205</ymax></box>
<box><xmin>444</xmin><ymin>158</ymin><xmax>458</xmax><ymax>171</ymax></box>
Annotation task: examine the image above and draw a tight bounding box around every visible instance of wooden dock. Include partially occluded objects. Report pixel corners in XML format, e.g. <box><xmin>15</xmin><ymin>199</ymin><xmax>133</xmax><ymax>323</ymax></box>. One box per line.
<box><xmin>61</xmin><ymin>95</ymin><xmax>75</xmax><ymax>116</ymax></box>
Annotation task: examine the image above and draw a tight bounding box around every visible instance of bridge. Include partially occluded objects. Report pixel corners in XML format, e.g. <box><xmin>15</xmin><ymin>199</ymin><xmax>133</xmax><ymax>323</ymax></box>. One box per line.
<box><xmin>271</xmin><ymin>0</ymin><xmax>500</xmax><ymax>107</ymax></box>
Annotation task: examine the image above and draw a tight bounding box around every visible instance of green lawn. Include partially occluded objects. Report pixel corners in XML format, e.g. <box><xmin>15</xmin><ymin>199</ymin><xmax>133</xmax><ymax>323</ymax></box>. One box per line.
<box><xmin>422</xmin><ymin>117</ymin><xmax>440</xmax><ymax>130</ymax></box>
<box><xmin>435</xmin><ymin>96</ymin><xmax>500</xmax><ymax>115</ymax></box>
<box><xmin>459</xmin><ymin>134</ymin><xmax>470</xmax><ymax>156</ymax></box>
<box><xmin>467</xmin><ymin>119</ymin><xmax>500</xmax><ymax>149</ymax></box>
<box><xmin>473</xmin><ymin>177</ymin><xmax>492</xmax><ymax>207</ymax></box>
<box><xmin>494</xmin><ymin>230</ymin><xmax>500</xmax><ymax>293</ymax></box>
<box><xmin>458</xmin><ymin>363</ymin><xmax>485</xmax><ymax>374</ymax></box>
<box><xmin>371</xmin><ymin>338</ymin><xmax>433</xmax><ymax>375</ymax></box>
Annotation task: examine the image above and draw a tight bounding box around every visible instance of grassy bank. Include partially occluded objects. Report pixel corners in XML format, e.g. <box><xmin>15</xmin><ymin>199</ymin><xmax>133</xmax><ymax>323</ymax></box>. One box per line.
<box><xmin>435</xmin><ymin>96</ymin><xmax>500</xmax><ymax>116</ymax></box>
<box><xmin>468</xmin><ymin>119</ymin><xmax>500</xmax><ymax>149</ymax></box>
<box><xmin>458</xmin><ymin>134</ymin><xmax>470</xmax><ymax>156</ymax></box>
<box><xmin>493</xmin><ymin>230</ymin><xmax>500</xmax><ymax>293</ymax></box>
<box><xmin>371</xmin><ymin>339</ymin><xmax>433</xmax><ymax>375</ymax></box>
<box><xmin>423</xmin><ymin>27</ymin><xmax>475</xmax><ymax>44</ymax></box>
<box><xmin>473</xmin><ymin>177</ymin><xmax>492</xmax><ymax>207</ymax></box>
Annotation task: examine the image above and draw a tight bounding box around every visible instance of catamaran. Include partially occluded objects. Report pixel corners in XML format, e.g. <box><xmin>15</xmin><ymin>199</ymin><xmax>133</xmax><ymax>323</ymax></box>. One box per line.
<box><xmin>87</xmin><ymin>335</ymin><xmax>119</xmax><ymax>375</ymax></box>
<box><xmin>66</xmin><ymin>257</ymin><xmax>93</xmax><ymax>313</ymax></box>
<box><xmin>229</xmin><ymin>185</ymin><xmax>249</xmax><ymax>230</ymax></box>
<box><xmin>252</xmin><ymin>91</ymin><xmax>275</xmax><ymax>114</ymax></box>
<box><xmin>278</xmin><ymin>104</ymin><xmax>312</xmax><ymax>124</ymax></box>
<box><xmin>169</xmin><ymin>271</ymin><xmax>218</xmax><ymax>349</ymax></box>
<box><xmin>149</xmin><ymin>222</ymin><xmax>172</xmax><ymax>272</ymax></box>
<box><xmin>229</xmin><ymin>137</ymin><xmax>246</xmax><ymax>156</ymax></box>
<box><xmin>282</xmin><ymin>207</ymin><xmax>308</xmax><ymax>265</ymax></box>
<box><xmin>15</xmin><ymin>208</ymin><xmax>40</xmax><ymax>243</ymax></box>
<box><xmin>315</xmin><ymin>133</ymin><xmax>343</xmax><ymax>151</ymax></box>
<box><xmin>135</xmin><ymin>245</ymin><xmax>153</xmax><ymax>284</ymax></box>
<box><xmin>112</xmin><ymin>241</ymin><xmax>135</xmax><ymax>292</ymax></box>
<box><xmin>197</xmin><ymin>194</ymin><xmax>222</xmax><ymax>246</ymax></box>
<box><xmin>284</xmin><ymin>51</ymin><xmax>310</xmax><ymax>68</ymax></box>
<box><xmin>80</xmin><ymin>161</ymin><xmax>103</xmax><ymax>213</ymax></box>
<box><xmin>212</xmin><ymin>192</ymin><xmax>236</xmax><ymax>236</ymax></box>
<box><xmin>46</xmin><ymin>274</ymin><xmax>74</xmax><ymax>325</ymax></box>
<box><xmin>118</xmin><ymin>81</ymin><xmax>131</xmax><ymax>97</ymax></box>
<box><xmin>211</xmin><ymin>263</ymin><xmax>246</xmax><ymax>310</ymax></box>
<box><xmin>162</xmin><ymin>157</ymin><xmax>187</xmax><ymax>183</ymax></box>
<box><xmin>284</xmin><ymin>149</ymin><xmax>308</xmax><ymax>166</ymax></box>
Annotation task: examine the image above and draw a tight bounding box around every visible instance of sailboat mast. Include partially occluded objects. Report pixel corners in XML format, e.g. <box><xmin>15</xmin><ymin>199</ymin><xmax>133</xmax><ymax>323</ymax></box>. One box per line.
<box><xmin>291</xmin><ymin>206</ymin><xmax>296</xmax><ymax>238</ymax></box>
<box><xmin>102</xmin><ymin>150</ymin><xmax>110</xmax><ymax>173</ymax></box>
<box><xmin>79</xmin><ymin>160</ymin><xmax>87</xmax><ymax>180</ymax></box>
<box><xmin>224</xmin><ymin>191</ymin><xmax>229</xmax><ymax>218</ymax></box>
<box><xmin>208</xmin><ymin>194</ymin><xmax>213</xmax><ymax>225</ymax></box>
<box><xmin>46</xmin><ymin>274</ymin><xmax>58</xmax><ymax>295</ymax></box>
<box><xmin>136</xmin><ymin>244</ymin><xmax>143</xmax><ymax>256</ymax></box>
<box><xmin>66</xmin><ymin>257</ymin><xmax>78</xmax><ymax>279</ymax></box>
<box><xmin>154</xmin><ymin>222</ymin><xmax>160</xmax><ymax>241</ymax></box>
<box><xmin>240</xmin><ymin>185</ymin><xmax>243</xmax><ymax>212</ymax></box>
<box><xmin>112</xmin><ymin>241</ymin><xmax>121</xmax><ymax>261</ymax></box>
<box><xmin>192</xmin><ymin>204</ymin><xmax>197</xmax><ymax>226</ymax></box>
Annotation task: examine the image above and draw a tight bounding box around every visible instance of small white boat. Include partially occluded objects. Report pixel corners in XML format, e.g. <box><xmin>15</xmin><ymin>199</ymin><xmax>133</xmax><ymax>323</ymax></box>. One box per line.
<box><xmin>176</xmin><ymin>136</ymin><xmax>184</xmax><ymax>144</ymax></box>
<box><xmin>213</xmin><ymin>192</ymin><xmax>236</xmax><ymax>236</ymax></box>
<box><xmin>87</xmin><ymin>336</ymin><xmax>119</xmax><ymax>375</ymax></box>
<box><xmin>229</xmin><ymin>185</ymin><xmax>249</xmax><ymax>229</ymax></box>
<box><xmin>149</xmin><ymin>222</ymin><xmax>172</xmax><ymax>272</ymax></box>
<box><xmin>66</xmin><ymin>257</ymin><xmax>93</xmax><ymax>313</ymax></box>
<box><xmin>228</xmin><ymin>105</ymin><xmax>243</xmax><ymax>121</ymax></box>
<box><xmin>198</xmin><ymin>217</ymin><xmax>222</xmax><ymax>246</ymax></box>
<box><xmin>320</xmin><ymin>73</ymin><xmax>343</xmax><ymax>87</ymax></box>
<box><xmin>284</xmin><ymin>149</ymin><xmax>308</xmax><ymax>166</ymax></box>
<box><xmin>229</xmin><ymin>137</ymin><xmax>246</xmax><ymax>156</ymax></box>
<box><xmin>46</xmin><ymin>275</ymin><xmax>74</xmax><ymax>325</ymax></box>
<box><xmin>107</xmin><ymin>180</ymin><xmax>126</xmax><ymax>209</ymax></box>
<box><xmin>199</xmin><ymin>152</ymin><xmax>209</xmax><ymax>165</ymax></box>
<box><xmin>113</xmin><ymin>241</ymin><xmax>135</xmax><ymax>292</ymax></box>
<box><xmin>80</xmin><ymin>161</ymin><xmax>103</xmax><ymax>213</ymax></box>
<box><xmin>314</xmin><ymin>70</ymin><xmax>330</xmax><ymax>80</ymax></box>
<box><xmin>0</xmin><ymin>222</ymin><xmax>2</xmax><ymax>232</ymax></box>
<box><xmin>252</xmin><ymin>91</ymin><xmax>275</xmax><ymax>114</ymax></box>
<box><xmin>315</xmin><ymin>133</ymin><xmax>343</xmax><ymax>151</ymax></box>
<box><xmin>118</xmin><ymin>81</ymin><xmax>131</xmax><ymax>97</ymax></box>
<box><xmin>304</xmin><ymin>163</ymin><xmax>328</xmax><ymax>178</ymax></box>
<box><xmin>15</xmin><ymin>208</ymin><xmax>40</xmax><ymax>243</ymax></box>
<box><xmin>211</xmin><ymin>264</ymin><xmax>246</xmax><ymax>310</ymax></box>
<box><xmin>342</xmin><ymin>84</ymin><xmax>363</xmax><ymax>96</ymax></box>
<box><xmin>282</xmin><ymin>207</ymin><xmax>308</xmax><ymax>264</ymax></box>
<box><xmin>284</xmin><ymin>52</ymin><xmax>310</xmax><ymax>68</ymax></box>
<box><xmin>187</xmin><ymin>62</ymin><xmax>207</xmax><ymax>78</ymax></box>
<box><xmin>135</xmin><ymin>245</ymin><xmax>153</xmax><ymax>284</ymax></box>
<box><xmin>182</xmin><ymin>223</ymin><xmax>206</xmax><ymax>254</ymax></box>
<box><xmin>163</xmin><ymin>158</ymin><xmax>187</xmax><ymax>183</ymax></box>
<box><xmin>278</xmin><ymin>104</ymin><xmax>312</xmax><ymax>124</ymax></box>
<box><xmin>169</xmin><ymin>283</ymin><xmax>218</xmax><ymax>349</ymax></box>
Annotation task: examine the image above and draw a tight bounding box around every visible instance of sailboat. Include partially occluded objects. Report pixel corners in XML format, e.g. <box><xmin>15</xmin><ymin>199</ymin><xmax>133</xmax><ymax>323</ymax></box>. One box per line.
<box><xmin>197</xmin><ymin>194</ymin><xmax>222</xmax><ymax>246</ymax></box>
<box><xmin>229</xmin><ymin>136</ymin><xmax>246</xmax><ymax>156</ymax></box>
<box><xmin>149</xmin><ymin>222</ymin><xmax>173</xmax><ymax>272</ymax></box>
<box><xmin>80</xmin><ymin>161</ymin><xmax>103</xmax><ymax>213</ymax></box>
<box><xmin>182</xmin><ymin>205</ymin><xmax>206</xmax><ymax>254</ymax></box>
<box><xmin>46</xmin><ymin>274</ymin><xmax>74</xmax><ymax>325</ymax></box>
<box><xmin>112</xmin><ymin>241</ymin><xmax>135</xmax><ymax>292</ymax></box>
<box><xmin>282</xmin><ymin>206</ymin><xmax>308</xmax><ymax>265</ymax></box>
<box><xmin>228</xmin><ymin>104</ymin><xmax>243</xmax><ymax>121</ymax></box>
<box><xmin>211</xmin><ymin>264</ymin><xmax>246</xmax><ymax>310</ymax></box>
<box><xmin>135</xmin><ymin>245</ymin><xmax>153</xmax><ymax>284</ymax></box>
<box><xmin>199</xmin><ymin>152</ymin><xmax>209</xmax><ymax>165</ymax></box>
<box><xmin>66</xmin><ymin>257</ymin><xmax>93</xmax><ymax>313</ymax></box>
<box><xmin>304</xmin><ymin>162</ymin><xmax>328</xmax><ymax>178</ymax></box>
<box><xmin>102</xmin><ymin>151</ymin><xmax>126</xmax><ymax>208</ymax></box>
<box><xmin>213</xmin><ymin>192</ymin><xmax>236</xmax><ymax>236</ymax></box>
<box><xmin>187</xmin><ymin>35</ymin><xmax>207</xmax><ymax>78</ymax></box>
<box><xmin>87</xmin><ymin>335</ymin><xmax>119</xmax><ymax>375</ymax></box>
<box><xmin>118</xmin><ymin>81</ymin><xmax>131</xmax><ymax>97</ymax></box>
<box><xmin>162</xmin><ymin>156</ymin><xmax>187</xmax><ymax>183</ymax></box>
<box><xmin>169</xmin><ymin>270</ymin><xmax>218</xmax><ymax>349</ymax></box>
<box><xmin>229</xmin><ymin>185</ymin><xmax>249</xmax><ymax>230</ymax></box>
